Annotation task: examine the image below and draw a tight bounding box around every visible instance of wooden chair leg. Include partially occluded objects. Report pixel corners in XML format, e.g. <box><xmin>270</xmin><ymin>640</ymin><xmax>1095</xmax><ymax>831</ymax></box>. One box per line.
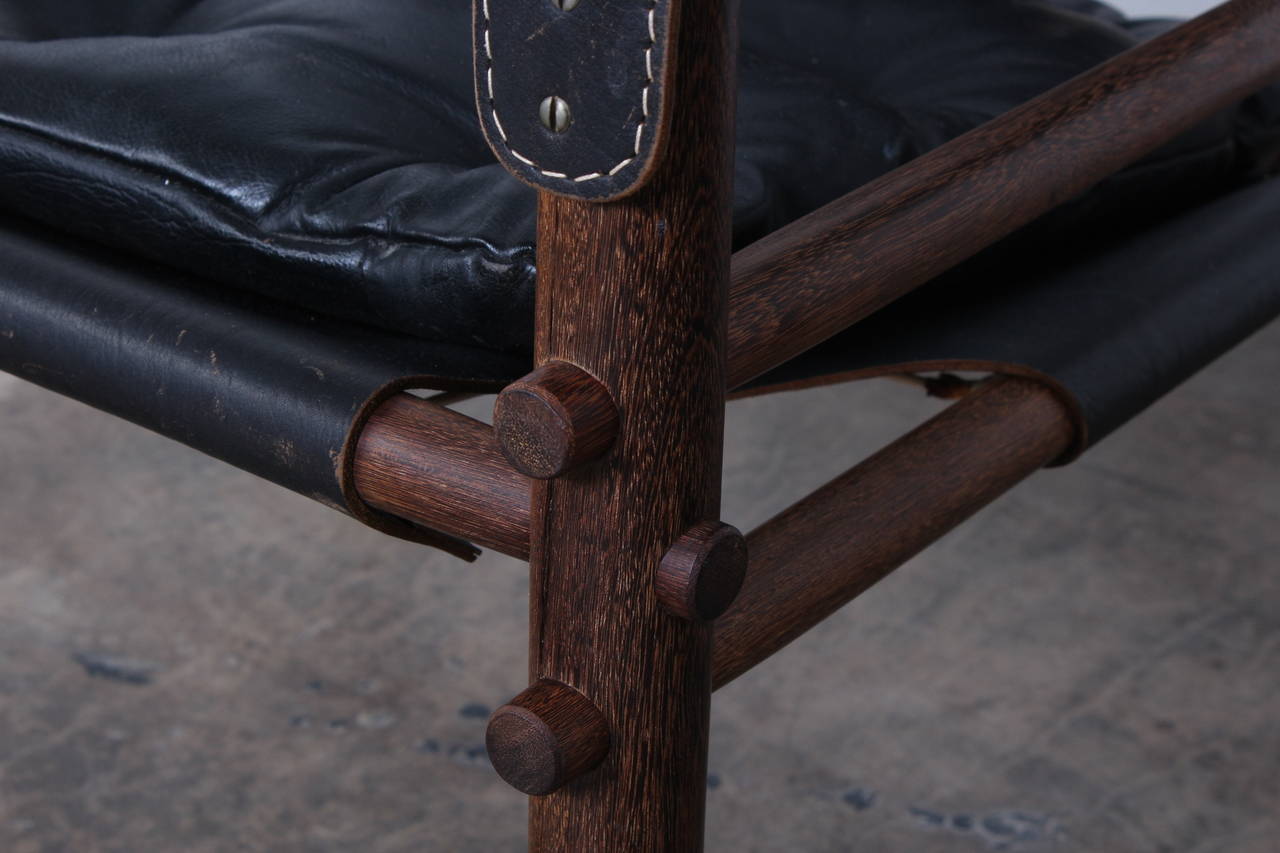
<box><xmin>484</xmin><ymin>1</ymin><xmax>741</xmax><ymax>848</ymax></box>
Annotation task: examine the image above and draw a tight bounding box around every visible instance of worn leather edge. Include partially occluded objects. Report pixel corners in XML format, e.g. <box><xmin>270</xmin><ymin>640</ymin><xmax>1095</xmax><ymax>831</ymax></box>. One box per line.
<box><xmin>0</xmin><ymin>210</ymin><xmax>502</xmax><ymax>562</ymax></box>
<box><xmin>472</xmin><ymin>0</ymin><xmax>675</xmax><ymax>201</ymax></box>
<box><xmin>339</xmin><ymin>377</ymin><xmax>488</xmax><ymax>562</ymax></box>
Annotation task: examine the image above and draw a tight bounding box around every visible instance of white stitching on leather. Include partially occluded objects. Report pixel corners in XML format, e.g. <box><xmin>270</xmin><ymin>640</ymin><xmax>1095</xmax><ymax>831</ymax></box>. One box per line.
<box><xmin>481</xmin><ymin>0</ymin><xmax>658</xmax><ymax>183</ymax></box>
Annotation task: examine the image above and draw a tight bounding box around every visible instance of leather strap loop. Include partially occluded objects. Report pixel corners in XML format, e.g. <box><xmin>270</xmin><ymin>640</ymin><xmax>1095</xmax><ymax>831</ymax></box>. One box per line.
<box><xmin>473</xmin><ymin>0</ymin><xmax>674</xmax><ymax>201</ymax></box>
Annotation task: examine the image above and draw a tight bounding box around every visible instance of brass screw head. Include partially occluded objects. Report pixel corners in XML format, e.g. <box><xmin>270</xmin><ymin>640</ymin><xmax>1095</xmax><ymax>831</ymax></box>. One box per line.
<box><xmin>539</xmin><ymin>96</ymin><xmax>572</xmax><ymax>134</ymax></box>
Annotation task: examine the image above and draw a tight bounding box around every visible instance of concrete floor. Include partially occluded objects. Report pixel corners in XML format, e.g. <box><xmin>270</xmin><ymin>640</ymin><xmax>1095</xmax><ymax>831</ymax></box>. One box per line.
<box><xmin>1</xmin><ymin>319</ymin><xmax>1277</xmax><ymax>852</ymax></box>
<box><xmin>1118</xmin><ymin>1</ymin><xmax>1214</xmax><ymax>18</ymax></box>
<box><xmin>1118</xmin><ymin>0</ymin><xmax>1213</xmax><ymax>16</ymax></box>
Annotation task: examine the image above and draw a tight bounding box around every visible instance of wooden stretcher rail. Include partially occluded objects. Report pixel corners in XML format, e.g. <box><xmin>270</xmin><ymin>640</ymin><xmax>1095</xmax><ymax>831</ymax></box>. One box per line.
<box><xmin>352</xmin><ymin>377</ymin><xmax>1074</xmax><ymax>692</ymax></box>
<box><xmin>353</xmin><ymin>394</ymin><xmax>532</xmax><ymax>559</ymax></box>
<box><xmin>725</xmin><ymin>0</ymin><xmax>1280</xmax><ymax>388</ymax></box>
<box><xmin>710</xmin><ymin>376</ymin><xmax>1076</xmax><ymax>689</ymax></box>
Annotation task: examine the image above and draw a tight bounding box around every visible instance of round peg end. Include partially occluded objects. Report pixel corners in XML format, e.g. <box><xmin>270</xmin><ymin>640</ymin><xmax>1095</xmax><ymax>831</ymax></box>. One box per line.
<box><xmin>486</xmin><ymin>679</ymin><xmax>609</xmax><ymax>796</ymax></box>
<box><xmin>493</xmin><ymin>361</ymin><xmax>618</xmax><ymax>479</ymax></box>
<box><xmin>656</xmin><ymin>521</ymin><xmax>748</xmax><ymax>622</ymax></box>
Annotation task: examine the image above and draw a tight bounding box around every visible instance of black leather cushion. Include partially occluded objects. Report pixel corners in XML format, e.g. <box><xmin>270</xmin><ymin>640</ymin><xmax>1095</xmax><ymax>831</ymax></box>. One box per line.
<box><xmin>1</xmin><ymin>0</ymin><xmax>1277</xmax><ymax>359</ymax></box>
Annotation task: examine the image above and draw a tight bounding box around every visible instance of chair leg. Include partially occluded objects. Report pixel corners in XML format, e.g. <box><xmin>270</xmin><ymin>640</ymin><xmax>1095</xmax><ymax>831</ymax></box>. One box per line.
<box><xmin>483</xmin><ymin>1</ymin><xmax>740</xmax><ymax>847</ymax></box>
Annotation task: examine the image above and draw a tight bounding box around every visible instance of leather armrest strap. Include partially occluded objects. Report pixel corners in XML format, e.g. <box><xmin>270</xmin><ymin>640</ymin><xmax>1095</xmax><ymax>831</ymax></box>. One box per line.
<box><xmin>473</xmin><ymin>0</ymin><xmax>675</xmax><ymax>200</ymax></box>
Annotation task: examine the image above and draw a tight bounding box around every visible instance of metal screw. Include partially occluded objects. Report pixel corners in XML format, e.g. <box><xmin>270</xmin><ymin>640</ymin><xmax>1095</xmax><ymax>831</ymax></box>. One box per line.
<box><xmin>554</xmin><ymin>0</ymin><xmax>580</xmax><ymax>10</ymax></box>
<box><xmin>540</xmin><ymin>96</ymin><xmax>572</xmax><ymax>134</ymax></box>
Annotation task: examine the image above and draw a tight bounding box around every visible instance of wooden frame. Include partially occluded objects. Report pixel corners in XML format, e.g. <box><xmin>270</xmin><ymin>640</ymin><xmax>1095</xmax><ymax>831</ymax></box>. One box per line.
<box><xmin>353</xmin><ymin>376</ymin><xmax>1073</xmax><ymax>682</ymax></box>
<box><xmin>507</xmin><ymin>0</ymin><xmax>739</xmax><ymax>842</ymax></box>
<box><xmin>341</xmin><ymin>1</ymin><xmax>1280</xmax><ymax>848</ymax></box>
<box><xmin>0</xmin><ymin>0</ymin><xmax>1277</xmax><ymax>847</ymax></box>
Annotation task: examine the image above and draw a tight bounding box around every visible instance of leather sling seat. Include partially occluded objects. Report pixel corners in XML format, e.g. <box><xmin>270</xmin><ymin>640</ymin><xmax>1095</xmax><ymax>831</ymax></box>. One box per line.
<box><xmin>2</xmin><ymin>0</ymin><xmax>1279</xmax><ymax>547</ymax></box>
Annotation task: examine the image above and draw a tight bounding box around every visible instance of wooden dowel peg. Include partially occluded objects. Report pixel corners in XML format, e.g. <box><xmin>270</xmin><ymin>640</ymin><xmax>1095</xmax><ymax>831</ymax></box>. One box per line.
<box><xmin>486</xmin><ymin>679</ymin><xmax>610</xmax><ymax>797</ymax></box>
<box><xmin>493</xmin><ymin>360</ymin><xmax>619</xmax><ymax>479</ymax></box>
<box><xmin>656</xmin><ymin>521</ymin><xmax>748</xmax><ymax>622</ymax></box>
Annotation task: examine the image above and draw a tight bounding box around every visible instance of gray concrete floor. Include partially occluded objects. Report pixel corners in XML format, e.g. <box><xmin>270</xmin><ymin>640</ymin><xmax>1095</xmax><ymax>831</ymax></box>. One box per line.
<box><xmin>1117</xmin><ymin>0</ymin><xmax>1213</xmax><ymax>16</ymax></box>
<box><xmin>2</xmin><ymin>320</ymin><xmax>1278</xmax><ymax>853</ymax></box>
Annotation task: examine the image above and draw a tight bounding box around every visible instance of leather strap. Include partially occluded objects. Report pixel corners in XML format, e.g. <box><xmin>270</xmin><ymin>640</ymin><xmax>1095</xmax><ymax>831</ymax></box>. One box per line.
<box><xmin>0</xmin><ymin>213</ymin><xmax>523</xmax><ymax>561</ymax></box>
<box><xmin>473</xmin><ymin>0</ymin><xmax>674</xmax><ymax>201</ymax></box>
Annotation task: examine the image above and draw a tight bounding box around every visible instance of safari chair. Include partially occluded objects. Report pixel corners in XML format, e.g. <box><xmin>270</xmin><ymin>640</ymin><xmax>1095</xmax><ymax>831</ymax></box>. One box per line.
<box><xmin>2</xmin><ymin>0</ymin><xmax>1278</xmax><ymax>848</ymax></box>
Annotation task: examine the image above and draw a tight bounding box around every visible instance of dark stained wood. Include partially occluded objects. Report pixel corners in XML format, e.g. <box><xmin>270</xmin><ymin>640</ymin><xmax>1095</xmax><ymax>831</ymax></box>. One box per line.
<box><xmin>725</xmin><ymin>0</ymin><xmax>1280</xmax><ymax>388</ymax></box>
<box><xmin>486</xmin><ymin>679</ymin><xmax>610</xmax><ymax>797</ymax></box>
<box><xmin>493</xmin><ymin>360</ymin><xmax>619</xmax><ymax>479</ymax></box>
<box><xmin>353</xmin><ymin>393</ymin><xmax>531</xmax><ymax>559</ymax></box>
<box><xmin>351</xmin><ymin>372</ymin><xmax>987</xmax><ymax>565</ymax></box>
<box><xmin>520</xmin><ymin>0</ymin><xmax>740</xmax><ymax>847</ymax></box>
<box><xmin>656</xmin><ymin>520</ymin><xmax>749</xmax><ymax>622</ymax></box>
<box><xmin>711</xmin><ymin>376</ymin><xmax>1076</xmax><ymax>690</ymax></box>
<box><xmin>344</xmin><ymin>19</ymin><xmax>1280</xmax><ymax>844</ymax></box>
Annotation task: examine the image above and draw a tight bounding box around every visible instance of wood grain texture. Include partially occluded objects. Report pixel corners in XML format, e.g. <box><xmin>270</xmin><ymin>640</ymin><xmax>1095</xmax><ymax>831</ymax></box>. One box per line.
<box><xmin>725</xmin><ymin>0</ymin><xmax>1280</xmax><ymax>388</ymax></box>
<box><xmin>486</xmin><ymin>679</ymin><xmax>610</xmax><ymax>797</ymax></box>
<box><xmin>493</xmin><ymin>360</ymin><xmax>619</xmax><ymax>479</ymax></box>
<box><xmin>712</xmin><ymin>376</ymin><xmax>1076</xmax><ymax>690</ymax></box>
<box><xmin>353</xmin><ymin>394</ymin><xmax>531</xmax><ymax>559</ymax></box>
<box><xmin>656</xmin><ymin>520</ymin><xmax>749</xmax><ymax>622</ymax></box>
<box><xmin>353</xmin><ymin>378</ymin><xmax>1076</xmax><ymax>692</ymax></box>
<box><xmin>524</xmin><ymin>0</ymin><xmax>739</xmax><ymax>847</ymax></box>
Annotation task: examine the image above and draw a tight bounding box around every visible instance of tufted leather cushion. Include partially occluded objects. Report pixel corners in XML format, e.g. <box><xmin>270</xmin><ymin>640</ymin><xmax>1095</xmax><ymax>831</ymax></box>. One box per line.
<box><xmin>1</xmin><ymin>0</ymin><xmax>1277</xmax><ymax>359</ymax></box>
